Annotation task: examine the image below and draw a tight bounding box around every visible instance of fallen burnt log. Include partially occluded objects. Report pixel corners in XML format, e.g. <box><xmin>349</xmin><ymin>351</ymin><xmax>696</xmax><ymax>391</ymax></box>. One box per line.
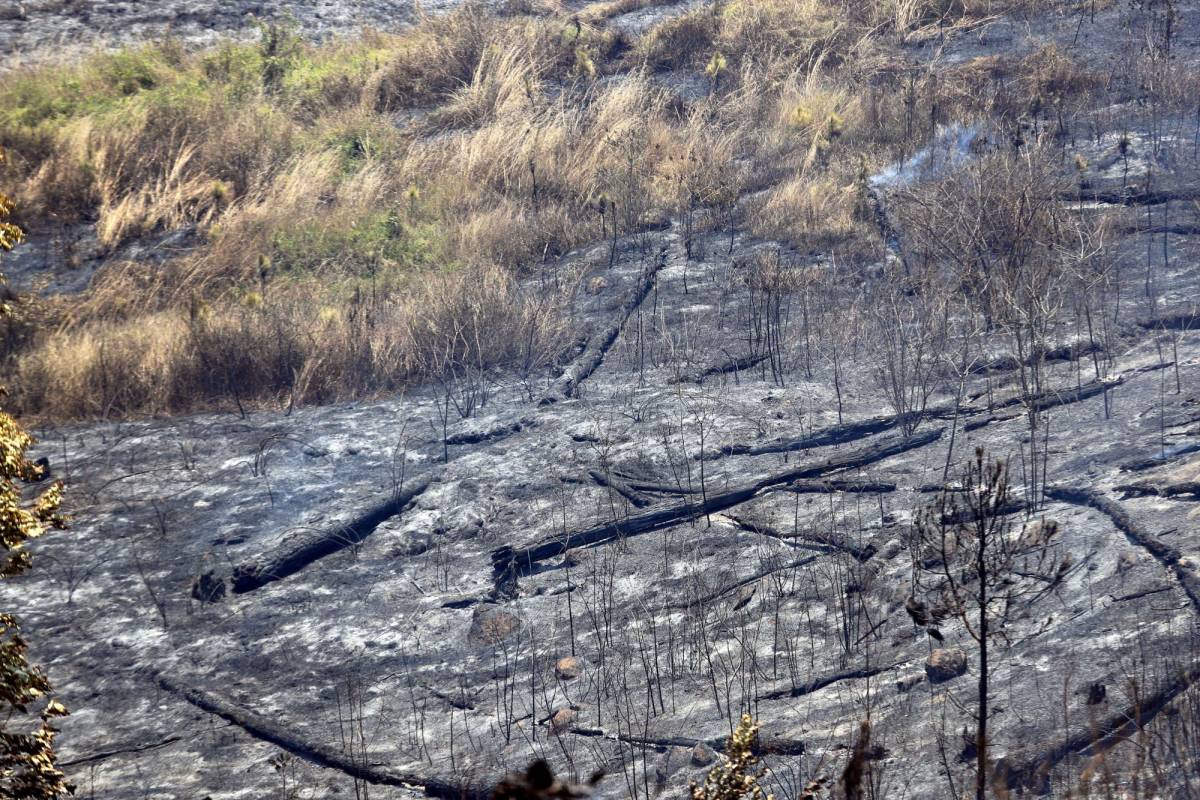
<box><xmin>782</xmin><ymin>479</ymin><xmax>897</xmax><ymax>495</ymax></box>
<box><xmin>1044</xmin><ymin>486</ymin><xmax>1200</xmax><ymax>611</ymax></box>
<box><xmin>609</xmin><ymin>469</ymin><xmax>703</xmax><ymax>496</ymax></box>
<box><xmin>982</xmin><ymin>375</ymin><xmax>1122</xmax><ymax>415</ymax></box>
<box><xmin>1115</xmin><ymin>481</ymin><xmax>1200</xmax><ymax>500</ymax></box>
<box><xmin>675</xmin><ymin>352</ymin><xmax>770</xmax><ymax>385</ymax></box>
<box><xmin>588</xmin><ymin>469</ymin><xmax>651</xmax><ymax>508</ymax></box>
<box><xmin>993</xmin><ymin>660</ymin><xmax>1200</xmax><ymax>795</ymax></box>
<box><xmin>492</xmin><ymin>428</ymin><xmax>942</xmax><ymax>579</ymax></box>
<box><xmin>446</xmin><ymin>417</ymin><xmax>535</xmax><ymax>446</ymax></box>
<box><xmin>1139</xmin><ymin>306</ymin><xmax>1199</xmax><ymax>331</ymax></box>
<box><xmin>722</xmin><ymin>508</ymin><xmax>878</xmax><ymax>561</ymax></box>
<box><xmin>965</xmin><ymin>342</ymin><xmax>1104</xmax><ymax>375</ymax></box>
<box><xmin>230</xmin><ymin>474</ymin><xmax>436</xmax><ymax>594</ymax></box>
<box><xmin>570</xmin><ymin>727</ymin><xmax>806</xmax><ymax>757</ymax></box>
<box><xmin>704</xmin><ymin>413</ymin><xmax>930</xmax><ymax>461</ymax></box>
<box><xmin>665</xmin><ymin>553</ymin><xmax>821</xmax><ymax>610</ymax></box>
<box><xmin>157</xmin><ymin>673</ymin><xmax>490</xmax><ymax>799</ymax></box>
<box><xmin>717</xmin><ymin>512</ymin><xmax>839</xmax><ymax>554</ymax></box>
<box><xmin>60</xmin><ymin>735</ymin><xmax>185</xmax><ymax>768</ymax></box>
<box><xmin>961</xmin><ymin>376</ymin><xmax>1128</xmax><ymax>432</ymax></box>
<box><xmin>1068</xmin><ymin>186</ymin><xmax>1200</xmax><ymax>206</ymax></box>
<box><xmin>539</xmin><ymin>252</ymin><xmax>665</xmax><ymax>406</ymax></box>
<box><xmin>1120</xmin><ymin>442</ymin><xmax>1200</xmax><ymax>472</ymax></box>
<box><xmin>757</xmin><ymin>662</ymin><xmax>900</xmax><ymax>701</ymax></box>
<box><xmin>715</xmin><ymin>371</ymin><xmax>1125</xmax><ymax>459</ymax></box>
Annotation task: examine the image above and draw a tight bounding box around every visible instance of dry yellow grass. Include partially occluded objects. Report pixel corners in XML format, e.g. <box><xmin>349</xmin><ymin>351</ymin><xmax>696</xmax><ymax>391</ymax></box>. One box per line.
<box><xmin>18</xmin><ymin>263</ymin><xmax>567</xmax><ymax>418</ymax></box>
<box><xmin>0</xmin><ymin>0</ymin><xmax>1053</xmax><ymax>419</ymax></box>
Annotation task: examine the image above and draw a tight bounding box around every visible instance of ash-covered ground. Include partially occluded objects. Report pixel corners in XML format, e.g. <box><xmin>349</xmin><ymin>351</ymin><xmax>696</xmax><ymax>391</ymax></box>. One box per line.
<box><xmin>3</xmin><ymin>3</ymin><xmax>1200</xmax><ymax>800</ymax></box>
<box><xmin>0</xmin><ymin>0</ymin><xmax>433</xmax><ymax>64</ymax></box>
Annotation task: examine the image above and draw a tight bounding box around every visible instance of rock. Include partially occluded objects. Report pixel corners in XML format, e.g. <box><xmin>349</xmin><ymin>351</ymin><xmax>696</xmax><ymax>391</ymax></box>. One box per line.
<box><xmin>467</xmin><ymin>604</ymin><xmax>521</xmax><ymax>647</ymax></box>
<box><xmin>925</xmin><ymin>648</ymin><xmax>968</xmax><ymax>684</ymax></box>
<box><xmin>0</xmin><ymin>4</ymin><xmax>27</xmax><ymax>21</ymax></box>
<box><xmin>1019</xmin><ymin>518</ymin><xmax>1059</xmax><ymax>549</ymax></box>
<box><xmin>555</xmin><ymin>656</ymin><xmax>582</xmax><ymax>680</ymax></box>
<box><xmin>549</xmin><ymin>707</ymin><xmax>576</xmax><ymax>733</ymax></box>
<box><xmin>879</xmin><ymin>538</ymin><xmax>903</xmax><ymax>560</ymax></box>
<box><xmin>390</xmin><ymin>532</ymin><xmax>432</xmax><ymax>557</ymax></box>
<box><xmin>896</xmin><ymin>672</ymin><xmax>925</xmax><ymax>693</ymax></box>
<box><xmin>31</xmin><ymin>456</ymin><xmax>51</xmax><ymax>481</ymax></box>
<box><xmin>691</xmin><ymin>742</ymin><xmax>717</xmax><ymax>766</ymax></box>
<box><xmin>191</xmin><ymin>571</ymin><xmax>226</xmax><ymax>603</ymax></box>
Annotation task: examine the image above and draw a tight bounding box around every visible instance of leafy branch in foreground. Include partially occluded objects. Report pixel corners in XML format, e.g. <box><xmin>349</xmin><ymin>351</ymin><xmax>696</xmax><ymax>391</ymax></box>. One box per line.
<box><xmin>0</xmin><ymin>145</ymin><xmax>73</xmax><ymax>799</ymax></box>
<box><xmin>691</xmin><ymin>715</ymin><xmax>774</xmax><ymax>800</ymax></box>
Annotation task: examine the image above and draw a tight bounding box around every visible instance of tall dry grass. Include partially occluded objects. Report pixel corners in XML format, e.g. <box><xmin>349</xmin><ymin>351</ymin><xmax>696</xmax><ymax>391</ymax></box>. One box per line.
<box><xmin>18</xmin><ymin>264</ymin><xmax>567</xmax><ymax>419</ymax></box>
<box><xmin>1</xmin><ymin>0</ymin><xmax>1053</xmax><ymax>420</ymax></box>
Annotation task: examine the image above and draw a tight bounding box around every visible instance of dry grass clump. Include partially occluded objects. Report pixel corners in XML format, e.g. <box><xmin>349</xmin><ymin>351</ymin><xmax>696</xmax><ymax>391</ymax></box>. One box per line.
<box><xmin>633</xmin><ymin>10</ymin><xmax>719</xmax><ymax>72</ymax></box>
<box><xmin>370</xmin><ymin>5</ymin><xmax>502</xmax><ymax>111</ymax></box>
<box><xmin>371</xmin><ymin>6</ymin><xmax>626</xmax><ymax>117</ymax></box>
<box><xmin>17</xmin><ymin>264</ymin><xmax>566</xmax><ymax>419</ymax></box>
<box><xmin>717</xmin><ymin>0</ymin><xmax>860</xmax><ymax>71</ymax></box>
<box><xmin>632</xmin><ymin>0</ymin><xmax>1008</xmax><ymax>77</ymax></box>
<box><xmin>0</xmin><ymin>11</ymin><xmax>604</xmax><ymax>418</ymax></box>
<box><xmin>751</xmin><ymin>169</ymin><xmax>878</xmax><ymax>259</ymax></box>
<box><xmin>1</xmin><ymin>0</ymin><xmax>1113</xmax><ymax>421</ymax></box>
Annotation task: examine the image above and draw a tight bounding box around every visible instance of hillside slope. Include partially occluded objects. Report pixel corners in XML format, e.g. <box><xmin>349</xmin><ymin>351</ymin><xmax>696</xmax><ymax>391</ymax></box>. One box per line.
<box><xmin>2</xmin><ymin>1</ymin><xmax>1200</xmax><ymax>798</ymax></box>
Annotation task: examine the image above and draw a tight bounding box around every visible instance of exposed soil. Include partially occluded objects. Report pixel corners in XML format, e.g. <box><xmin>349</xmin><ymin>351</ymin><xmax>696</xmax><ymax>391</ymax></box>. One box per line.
<box><xmin>0</xmin><ymin>0</ymin><xmax>431</xmax><ymax>65</ymax></box>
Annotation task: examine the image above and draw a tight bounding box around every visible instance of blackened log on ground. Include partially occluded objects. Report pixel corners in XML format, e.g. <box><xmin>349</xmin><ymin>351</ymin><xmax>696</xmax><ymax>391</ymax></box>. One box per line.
<box><xmin>588</xmin><ymin>469</ymin><xmax>651</xmax><ymax>508</ymax></box>
<box><xmin>60</xmin><ymin>735</ymin><xmax>185</xmax><ymax>768</ymax></box>
<box><xmin>230</xmin><ymin>474</ymin><xmax>435</xmax><ymax>594</ymax></box>
<box><xmin>674</xmin><ymin>352</ymin><xmax>770</xmax><ymax>384</ymax></box>
<box><xmin>1120</xmin><ymin>442</ymin><xmax>1200</xmax><ymax>472</ymax></box>
<box><xmin>1115</xmin><ymin>481</ymin><xmax>1200</xmax><ymax>500</ymax></box>
<box><xmin>665</xmin><ymin>553</ymin><xmax>821</xmax><ymax>610</ymax></box>
<box><xmin>157</xmin><ymin>673</ymin><xmax>491</xmax><ymax>799</ymax></box>
<box><xmin>965</xmin><ymin>341</ymin><xmax>1104</xmax><ymax>375</ymax></box>
<box><xmin>961</xmin><ymin>375</ymin><xmax>1130</xmax><ymax>432</ymax></box>
<box><xmin>445</xmin><ymin>417</ymin><xmax>535</xmax><ymax>446</ymax></box>
<box><xmin>994</xmin><ymin>660</ymin><xmax>1200</xmax><ymax>794</ymax></box>
<box><xmin>492</xmin><ymin>428</ymin><xmax>942</xmax><ymax>579</ymax></box>
<box><xmin>569</xmin><ymin>727</ymin><xmax>806</xmax><ymax>756</ymax></box>
<box><xmin>722</xmin><ymin>509</ymin><xmax>877</xmax><ymax>561</ymax></box>
<box><xmin>538</xmin><ymin>251</ymin><xmax>666</xmax><ymax>406</ymax></box>
<box><xmin>1044</xmin><ymin>486</ymin><xmax>1200</xmax><ymax>612</ymax></box>
<box><xmin>963</xmin><ymin>413</ymin><xmax>1021</xmax><ymax>432</ymax></box>
<box><xmin>718</xmin><ymin>512</ymin><xmax>840</xmax><ymax>555</ymax></box>
<box><xmin>704</xmin><ymin>413</ymin><xmax>928</xmax><ymax>460</ymax></box>
<box><xmin>610</xmin><ymin>470</ymin><xmax>701</xmax><ymax>496</ymax></box>
<box><xmin>1067</xmin><ymin>186</ymin><xmax>1200</xmax><ymax>206</ymax></box>
<box><xmin>982</xmin><ymin>375</ymin><xmax>1123</xmax><ymax>415</ymax></box>
<box><xmin>756</xmin><ymin>662</ymin><xmax>901</xmax><ymax>701</ymax></box>
<box><xmin>1139</xmin><ymin>306</ymin><xmax>1200</xmax><ymax>331</ymax></box>
<box><xmin>782</xmin><ymin>479</ymin><xmax>897</xmax><ymax>495</ymax></box>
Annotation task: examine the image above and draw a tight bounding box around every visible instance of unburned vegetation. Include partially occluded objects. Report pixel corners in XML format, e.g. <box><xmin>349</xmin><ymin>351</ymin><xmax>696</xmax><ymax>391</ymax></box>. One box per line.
<box><xmin>0</xmin><ymin>0</ymin><xmax>1116</xmax><ymax>420</ymax></box>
